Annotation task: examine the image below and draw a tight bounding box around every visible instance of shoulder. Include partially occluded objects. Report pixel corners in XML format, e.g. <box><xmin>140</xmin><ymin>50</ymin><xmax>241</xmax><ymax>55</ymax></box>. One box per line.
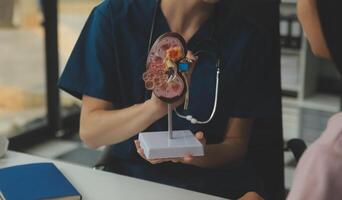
<box><xmin>325</xmin><ymin>112</ymin><xmax>342</xmax><ymax>153</ymax></box>
<box><xmin>231</xmin><ymin>16</ymin><xmax>269</xmax><ymax>42</ymax></box>
<box><xmin>216</xmin><ymin>1</ymin><xmax>269</xmax><ymax>40</ymax></box>
<box><xmin>217</xmin><ymin>15</ymin><xmax>270</xmax><ymax>61</ymax></box>
<box><xmin>289</xmin><ymin>140</ymin><xmax>342</xmax><ymax>200</ymax></box>
<box><xmin>216</xmin><ymin>8</ymin><xmax>270</xmax><ymax>52</ymax></box>
<box><xmin>327</xmin><ymin>112</ymin><xmax>342</xmax><ymax>132</ymax></box>
<box><xmin>302</xmin><ymin>141</ymin><xmax>342</xmax><ymax>177</ymax></box>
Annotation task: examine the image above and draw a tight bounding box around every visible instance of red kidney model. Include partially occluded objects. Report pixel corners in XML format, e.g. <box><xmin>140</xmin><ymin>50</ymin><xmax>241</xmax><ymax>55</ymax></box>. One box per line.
<box><xmin>143</xmin><ymin>32</ymin><xmax>191</xmax><ymax>105</ymax></box>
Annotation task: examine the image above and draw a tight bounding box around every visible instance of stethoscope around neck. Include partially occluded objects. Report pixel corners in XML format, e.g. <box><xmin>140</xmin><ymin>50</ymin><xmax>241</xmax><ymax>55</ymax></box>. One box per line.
<box><xmin>147</xmin><ymin>0</ymin><xmax>222</xmax><ymax>125</ymax></box>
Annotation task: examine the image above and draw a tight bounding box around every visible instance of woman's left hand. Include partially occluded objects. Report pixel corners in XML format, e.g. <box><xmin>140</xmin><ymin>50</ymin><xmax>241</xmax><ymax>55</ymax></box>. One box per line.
<box><xmin>134</xmin><ymin>131</ymin><xmax>206</xmax><ymax>165</ymax></box>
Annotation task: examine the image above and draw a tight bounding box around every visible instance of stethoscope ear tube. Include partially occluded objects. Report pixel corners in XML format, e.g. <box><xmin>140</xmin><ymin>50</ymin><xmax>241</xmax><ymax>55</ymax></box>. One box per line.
<box><xmin>174</xmin><ymin>67</ymin><xmax>220</xmax><ymax>124</ymax></box>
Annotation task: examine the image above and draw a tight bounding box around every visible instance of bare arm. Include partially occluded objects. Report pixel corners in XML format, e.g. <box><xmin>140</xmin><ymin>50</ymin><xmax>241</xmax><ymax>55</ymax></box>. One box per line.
<box><xmin>187</xmin><ymin>118</ymin><xmax>253</xmax><ymax>168</ymax></box>
<box><xmin>297</xmin><ymin>0</ymin><xmax>331</xmax><ymax>58</ymax></box>
<box><xmin>80</xmin><ymin>95</ymin><xmax>168</xmax><ymax>148</ymax></box>
<box><xmin>80</xmin><ymin>52</ymin><xmax>197</xmax><ymax>149</ymax></box>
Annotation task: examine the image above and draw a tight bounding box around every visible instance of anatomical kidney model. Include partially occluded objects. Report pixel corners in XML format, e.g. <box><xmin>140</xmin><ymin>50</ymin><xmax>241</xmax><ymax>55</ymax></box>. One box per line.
<box><xmin>139</xmin><ymin>33</ymin><xmax>204</xmax><ymax>159</ymax></box>
<box><xmin>143</xmin><ymin>32</ymin><xmax>192</xmax><ymax>108</ymax></box>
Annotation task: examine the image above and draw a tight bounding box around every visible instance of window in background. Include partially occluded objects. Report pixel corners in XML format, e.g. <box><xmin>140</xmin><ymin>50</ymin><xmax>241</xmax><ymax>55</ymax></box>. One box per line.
<box><xmin>0</xmin><ymin>0</ymin><xmax>101</xmax><ymax>139</ymax></box>
<box><xmin>0</xmin><ymin>0</ymin><xmax>46</xmax><ymax>138</ymax></box>
<box><xmin>58</xmin><ymin>0</ymin><xmax>101</xmax><ymax>107</ymax></box>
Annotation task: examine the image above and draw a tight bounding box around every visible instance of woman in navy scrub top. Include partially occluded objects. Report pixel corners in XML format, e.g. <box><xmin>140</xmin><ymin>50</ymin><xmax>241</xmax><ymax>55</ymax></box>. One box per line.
<box><xmin>59</xmin><ymin>0</ymin><xmax>277</xmax><ymax>199</ymax></box>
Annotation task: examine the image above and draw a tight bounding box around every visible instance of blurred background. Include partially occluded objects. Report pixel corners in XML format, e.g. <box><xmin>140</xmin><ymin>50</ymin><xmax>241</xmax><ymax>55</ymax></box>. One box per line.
<box><xmin>0</xmin><ymin>0</ymin><xmax>101</xmax><ymax>166</ymax></box>
<box><xmin>0</xmin><ymin>0</ymin><xmax>98</xmax><ymax>138</ymax></box>
<box><xmin>0</xmin><ymin>0</ymin><xmax>341</xmax><ymax>195</ymax></box>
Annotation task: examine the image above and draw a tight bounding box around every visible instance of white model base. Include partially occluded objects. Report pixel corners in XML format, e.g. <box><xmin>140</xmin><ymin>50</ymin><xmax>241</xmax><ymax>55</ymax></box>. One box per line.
<box><xmin>138</xmin><ymin>130</ymin><xmax>204</xmax><ymax>159</ymax></box>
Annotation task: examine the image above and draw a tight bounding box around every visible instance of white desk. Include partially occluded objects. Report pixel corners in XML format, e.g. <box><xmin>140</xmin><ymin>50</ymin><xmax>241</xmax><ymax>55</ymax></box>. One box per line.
<box><xmin>0</xmin><ymin>151</ymin><xmax>227</xmax><ymax>200</ymax></box>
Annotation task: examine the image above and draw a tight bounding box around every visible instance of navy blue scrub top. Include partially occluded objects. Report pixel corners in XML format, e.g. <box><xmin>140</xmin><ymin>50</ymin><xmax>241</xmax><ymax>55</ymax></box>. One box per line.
<box><xmin>58</xmin><ymin>0</ymin><xmax>278</xmax><ymax>198</ymax></box>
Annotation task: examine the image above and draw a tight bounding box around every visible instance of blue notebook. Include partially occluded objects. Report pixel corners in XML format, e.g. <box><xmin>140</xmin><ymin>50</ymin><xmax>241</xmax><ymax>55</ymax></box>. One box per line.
<box><xmin>0</xmin><ymin>163</ymin><xmax>81</xmax><ymax>200</ymax></box>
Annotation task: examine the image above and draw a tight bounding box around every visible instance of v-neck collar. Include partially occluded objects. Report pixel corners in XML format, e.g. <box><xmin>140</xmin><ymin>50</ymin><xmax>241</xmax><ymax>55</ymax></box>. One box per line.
<box><xmin>154</xmin><ymin>1</ymin><xmax>215</xmax><ymax>51</ymax></box>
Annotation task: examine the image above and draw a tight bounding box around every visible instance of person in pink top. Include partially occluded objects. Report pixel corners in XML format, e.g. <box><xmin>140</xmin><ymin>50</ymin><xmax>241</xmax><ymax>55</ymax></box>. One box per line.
<box><xmin>287</xmin><ymin>0</ymin><xmax>342</xmax><ymax>199</ymax></box>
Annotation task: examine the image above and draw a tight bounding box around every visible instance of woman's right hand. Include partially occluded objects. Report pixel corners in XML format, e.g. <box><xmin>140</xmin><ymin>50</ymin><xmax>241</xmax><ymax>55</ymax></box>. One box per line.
<box><xmin>79</xmin><ymin>52</ymin><xmax>197</xmax><ymax>148</ymax></box>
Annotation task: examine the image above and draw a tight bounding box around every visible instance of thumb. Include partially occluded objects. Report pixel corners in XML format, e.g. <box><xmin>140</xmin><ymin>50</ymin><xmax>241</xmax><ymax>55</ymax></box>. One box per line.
<box><xmin>195</xmin><ymin>131</ymin><xmax>206</xmax><ymax>145</ymax></box>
